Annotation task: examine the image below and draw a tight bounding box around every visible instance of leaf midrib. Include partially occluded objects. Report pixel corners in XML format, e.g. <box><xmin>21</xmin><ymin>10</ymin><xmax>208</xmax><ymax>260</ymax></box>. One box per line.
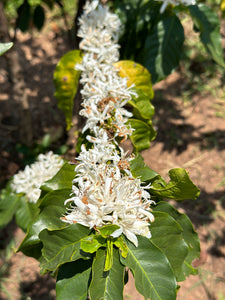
<box><xmin>127</xmin><ymin>246</ymin><xmax>161</xmax><ymax>300</ymax></box>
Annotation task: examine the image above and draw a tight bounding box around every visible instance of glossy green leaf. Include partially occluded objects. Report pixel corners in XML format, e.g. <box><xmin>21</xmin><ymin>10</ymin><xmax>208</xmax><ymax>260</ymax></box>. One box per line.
<box><xmin>41</xmin><ymin>163</ymin><xmax>75</xmax><ymax>192</ymax></box>
<box><xmin>113</xmin><ymin>0</ymin><xmax>159</xmax><ymax>62</ymax></box>
<box><xmin>128</xmin><ymin>119</ymin><xmax>156</xmax><ymax>152</ymax></box>
<box><xmin>150</xmin><ymin>168</ymin><xmax>200</xmax><ymax>200</ymax></box>
<box><xmin>89</xmin><ymin>248</ymin><xmax>124</xmax><ymax>300</ymax></box>
<box><xmin>15</xmin><ymin>197</ymin><xmax>39</xmax><ymax>232</ymax></box>
<box><xmin>129</xmin><ymin>88</ymin><xmax>155</xmax><ymax>120</ymax></box>
<box><xmin>0</xmin><ymin>185</ymin><xmax>20</xmax><ymax>228</ymax></box>
<box><xmin>130</xmin><ymin>153</ymin><xmax>159</xmax><ymax>182</ymax></box>
<box><xmin>121</xmin><ymin>235</ymin><xmax>177</xmax><ymax>300</ymax></box>
<box><xmin>17</xmin><ymin>189</ymin><xmax>71</xmax><ymax>258</ymax></box>
<box><xmin>150</xmin><ymin>211</ymin><xmax>189</xmax><ymax>281</ymax></box>
<box><xmin>56</xmin><ymin>259</ymin><xmax>92</xmax><ymax>300</ymax></box>
<box><xmin>144</xmin><ymin>15</ymin><xmax>184</xmax><ymax>83</ymax></box>
<box><xmin>114</xmin><ymin>237</ymin><xmax>128</xmax><ymax>258</ymax></box>
<box><xmin>154</xmin><ymin>201</ymin><xmax>200</xmax><ymax>278</ymax></box>
<box><xmin>33</xmin><ymin>5</ymin><xmax>45</xmax><ymax>30</ymax></box>
<box><xmin>40</xmin><ymin>224</ymin><xmax>91</xmax><ymax>273</ymax></box>
<box><xmin>81</xmin><ymin>234</ymin><xmax>106</xmax><ymax>254</ymax></box>
<box><xmin>98</xmin><ymin>224</ymin><xmax>120</xmax><ymax>238</ymax></box>
<box><xmin>0</xmin><ymin>42</ymin><xmax>13</xmax><ymax>56</ymax></box>
<box><xmin>188</xmin><ymin>4</ymin><xmax>225</xmax><ymax>67</ymax></box>
<box><xmin>54</xmin><ymin>50</ymin><xmax>83</xmax><ymax>130</ymax></box>
<box><xmin>114</xmin><ymin>60</ymin><xmax>154</xmax><ymax>99</ymax></box>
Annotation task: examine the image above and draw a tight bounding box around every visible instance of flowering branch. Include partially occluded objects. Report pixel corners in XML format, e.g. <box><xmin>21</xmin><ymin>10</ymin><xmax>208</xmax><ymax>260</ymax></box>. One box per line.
<box><xmin>60</xmin><ymin>1</ymin><xmax>155</xmax><ymax>247</ymax></box>
<box><xmin>11</xmin><ymin>1</ymin><xmax>203</xmax><ymax>299</ymax></box>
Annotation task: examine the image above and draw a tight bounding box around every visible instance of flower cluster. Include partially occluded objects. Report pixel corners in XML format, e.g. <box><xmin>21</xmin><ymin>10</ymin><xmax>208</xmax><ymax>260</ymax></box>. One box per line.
<box><xmin>62</xmin><ymin>1</ymin><xmax>155</xmax><ymax>246</ymax></box>
<box><xmin>155</xmin><ymin>0</ymin><xmax>196</xmax><ymax>13</ymax></box>
<box><xmin>11</xmin><ymin>152</ymin><xmax>64</xmax><ymax>203</ymax></box>
<box><xmin>62</xmin><ymin>136</ymin><xmax>155</xmax><ymax>247</ymax></box>
<box><xmin>75</xmin><ymin>0</ymin><xmax>135</xmax><ymax>141</ymax></box>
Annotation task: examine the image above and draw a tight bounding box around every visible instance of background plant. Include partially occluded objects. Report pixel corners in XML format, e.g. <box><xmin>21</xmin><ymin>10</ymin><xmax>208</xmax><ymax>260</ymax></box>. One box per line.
<box><xmin>111</xmin><ymin>0</ymin><xmax>224</xmax><ymax>83</ymax></box>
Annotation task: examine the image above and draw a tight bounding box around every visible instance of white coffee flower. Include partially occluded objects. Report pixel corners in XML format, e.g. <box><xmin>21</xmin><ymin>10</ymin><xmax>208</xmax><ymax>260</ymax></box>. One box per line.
<box><xmin>155</xmin><ymin>0</ymin><xmax>196</xmax><ymax>13</ymax></box>
<box><xmin>11</xmin><ymin>152</ymin><xmax>64</xmax><ymax>203</ymax></box>
<box><xmin>62</xmin><ymin>144</ymin><xmax>154</xmax><ymax>247</ymax></box>
<box><xmin>62</xmin><ymin>1</ymin><xmax>155</xmax><ymax>247</ymax></box>
<box><xmin>76</xmin><ymin>1</ymin><xmax>135</xmax><ymax>142</ymax></box>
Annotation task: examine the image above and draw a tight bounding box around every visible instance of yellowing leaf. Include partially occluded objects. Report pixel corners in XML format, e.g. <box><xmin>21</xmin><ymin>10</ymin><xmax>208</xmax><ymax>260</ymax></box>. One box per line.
<box><xmin>114</xmin><ymin>60</ymin><xmax>154</xmax><ymax>99</ymax></box>
<box><xmin>54</xmin><ymin>50</ymin><xmax>83</xmax><ymax>130</ymax></box>
<box><xmin>221</xmin><ymin>0</ymin><xmax>225</xmax><ymax>11</ymax></box>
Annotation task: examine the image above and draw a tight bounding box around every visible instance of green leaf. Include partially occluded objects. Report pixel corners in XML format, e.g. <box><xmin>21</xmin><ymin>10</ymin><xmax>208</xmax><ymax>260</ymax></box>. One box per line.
<box><xmin>17</xmin><ymin>1</ymin><xmax>31</xmax><ymax>32</ymax></box>
<box><xmin>128</xmin><ymin>119</ymin><xmax>156</xmax><ymax>152</ymax></box>
<box><xmin>114</xmin><ymin>237</ymin><xmax>128</xmax><ymax>258</ymax></box>
<box><xmin>121</xmin><ymin>235</ymin><xmax>177</xmax><ymax>300</ymax></box>
<box><xmin>0</xmin><ymin>42</ymin><xmax>13</xmax><ymax>56</ymax></box>
<box><xmin>129</xmin><ymin>88</ymin><xmax>155</xmax><ymax>120</ymax></box>
<box><xmin>40</xmin><ymin>224</ymin><xmax>91</xmax><ymax>273</ymax></box>
<box><xmin>188</xmin><ymin>4</ymin><xmax>225</xmax><ymax>67</ymax></box>
<box><xmin>33</xmin><ymin>5</ymin><xmax>45</xmax><ymax>30</ymax></box>
<box><xmin>17</xmin><ymin>189</ymin><xmax>71</xmax><ymax>258</ymax></box>
<box><xmin>81</xmin><ymin>234</ymin><xmax>106</xmax><ymax>254</ymax></box>
<box><xmin>150</xmin><ymin>211</ymin><xmax>189</xmax><ymax>281</ymax></box>
<box><xmin>105</xmin><ymin>239</ymin><xmax>114</xmax><ymax>271</ymax></box>
<box><xmin>130</xmin><ymin>153</ymin><xmax>159</xmax><ymax>182</ymax></box>
<box><xmin>150</xmin><ymin>168</ymin><xmax>200</xmax><ymax>200</ymax></box>
<box><xmin>114</xmin><ymin>60</ymin><xmax>154</xmax><ymax>99</ymax></box>
<box><xmin>144</xmin><ymin>15</ymin><xmax>184</xmax><ymax>83</ymax></box>
<box><xmin>56</xmin><ymin>259</ymin><xmax>92</xmax><ymax>300</ymax></box>
<box><xmin>54</xmin><ymin>50</ymin><xmax>83</xmax><ymax>130</ymax></box>
<box><xmin>89</xmin><ymin>248</ymin><xmax>124</xmax><ymax>300</ymax></box>
<box><xmin>154</xmin><ymin>201</ymin><xmax>200</xmax><ymax>278</ymax></box>
<box><xmin>15</xmin><ymin>197</ymin><xmax>39</xmax><ymax>231</ymax></box>
<box><xmin>113</xmin><ymin>0</ymin><xmax>159</xmax><ymax>67</ymax></box>
<box><xmin>41</xmin><ymin>163</ymin><xmax>75</xmax><ymax>192</ymax></box>
<box><xmin>0</xmin><ymin>185</ymin><xmax>20</xmax><ymax>228</ymax></box>
<box><xmin>98</xmin><ymin>224</ymin><xmax>120</xmax><ymax>238</ymax></box>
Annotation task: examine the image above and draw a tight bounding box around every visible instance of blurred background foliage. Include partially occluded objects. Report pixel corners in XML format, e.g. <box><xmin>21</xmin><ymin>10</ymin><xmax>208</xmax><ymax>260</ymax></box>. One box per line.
<box><xmin>2</xmin><ymin>0</ymin><xmax>77</xmax><ymax>45</ymax></box>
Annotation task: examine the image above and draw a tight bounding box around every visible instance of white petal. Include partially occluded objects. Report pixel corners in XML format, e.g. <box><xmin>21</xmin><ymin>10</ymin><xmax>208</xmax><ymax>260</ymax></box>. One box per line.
<box><xmin>110</xmin><ymin>227</ymin><xmax>123</xmax><ymax>238</ymax></box>
<box><xmin>124</xmin><ymin>230</ymin><xmax>138</xmax><ymax>247</ymax></box>
<box><xmin>139</xmin><ymin>208</ymin><xmax>155</xmax><ymax>222</ymax></box>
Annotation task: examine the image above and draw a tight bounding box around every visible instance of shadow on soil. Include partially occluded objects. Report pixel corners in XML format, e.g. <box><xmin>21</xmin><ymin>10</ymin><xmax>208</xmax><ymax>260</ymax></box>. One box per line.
<box><xmin>175</xmin><ymin>188</ymin><xmax>225</xmax><ymax>260</ymax></box>
<box><xmin>152</xmin><ymin>92</ymin><xmax>225</xmax><ymax>154</ymax></box>
<box><xmin>20</xmin><ymin>274</ymin><xmax>56</xmax><ymax>300</ymax></box>
<box><xmin>0</xmin><ymin>33</ymin><xmax>72</xmax><ymax>188</ymax></box>
<box><xmin>177</xmin><ymin>188</ymin><xmax>225</xmax><ymax>225</ymax></box>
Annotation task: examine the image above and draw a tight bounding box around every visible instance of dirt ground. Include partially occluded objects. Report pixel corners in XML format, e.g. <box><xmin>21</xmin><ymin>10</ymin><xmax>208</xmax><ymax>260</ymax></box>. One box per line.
<box><xmin>0</xmin><ymin>22</ymin><xmax>225</xmax><ymax>300</ymax></box>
